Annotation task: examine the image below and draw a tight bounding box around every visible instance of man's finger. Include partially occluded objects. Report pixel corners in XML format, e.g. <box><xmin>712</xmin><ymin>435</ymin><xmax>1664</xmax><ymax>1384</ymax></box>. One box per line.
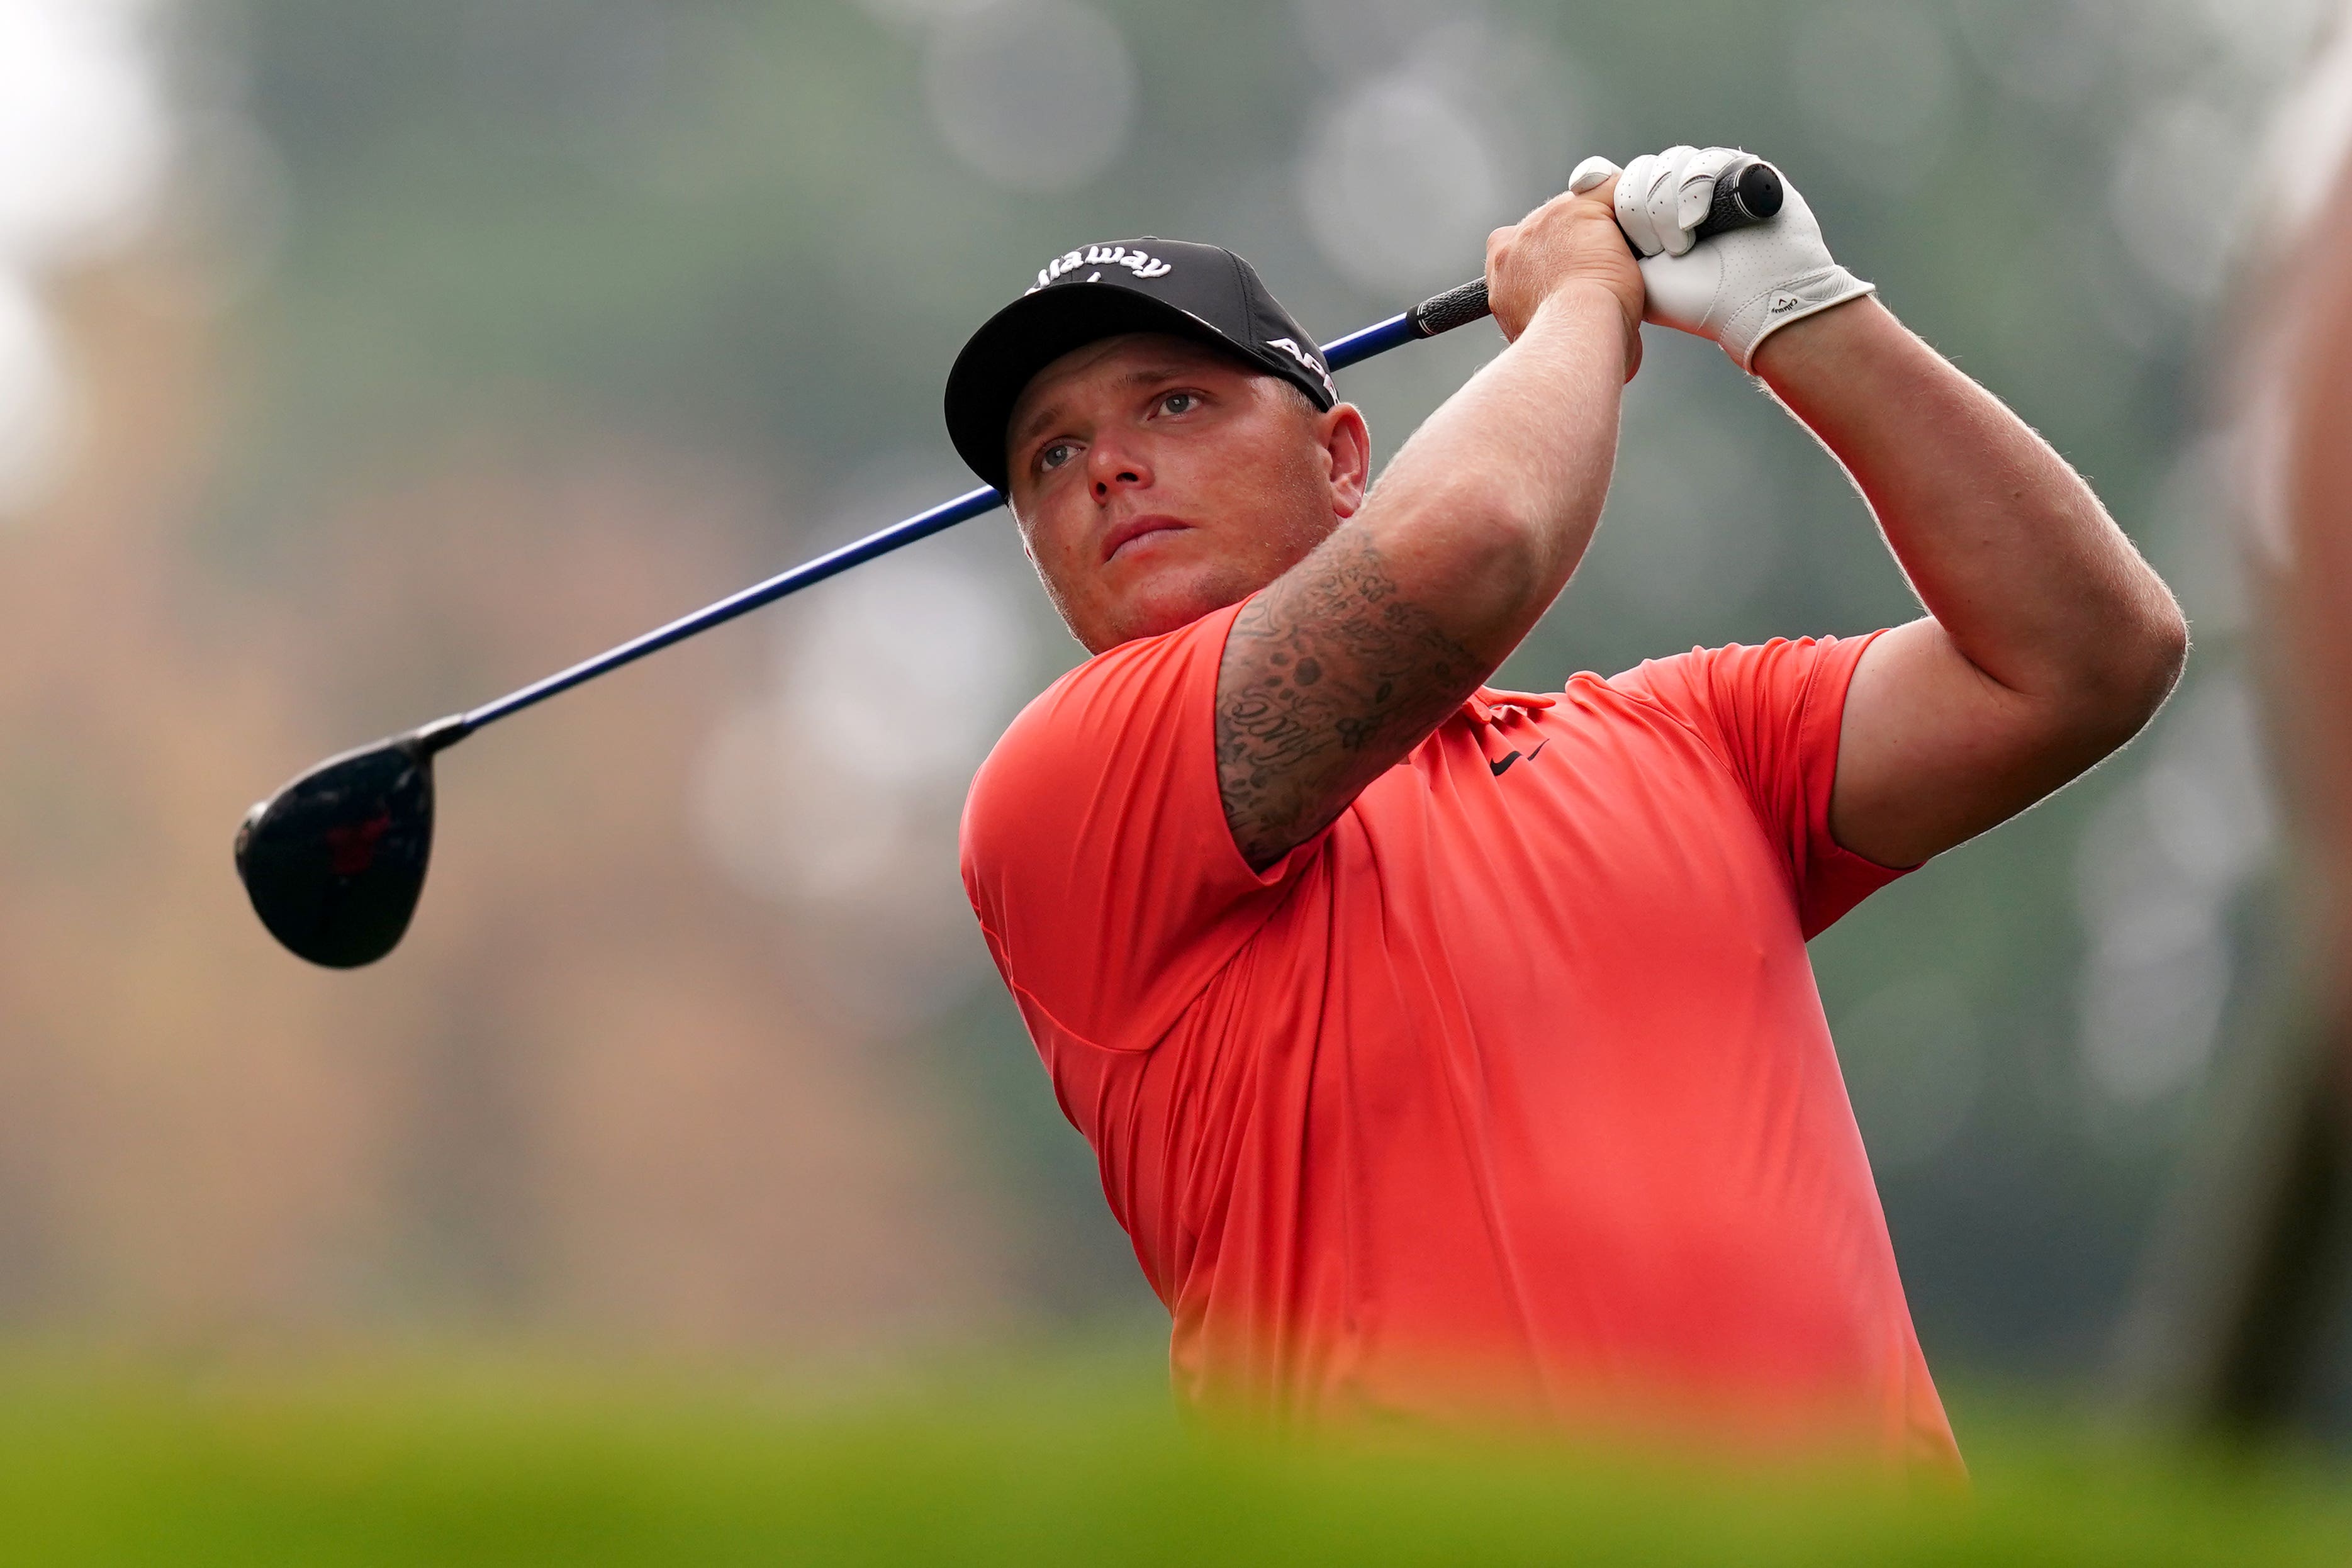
<box><xmin>1676</xmin><ymin>147</ymin><xmax>1744</xmax><ymax>235</ymax></box>
<box><xmin>1569</xmin><ymin>171</ymin><xmax>1620</xmax><ymax>215</ymax></box>
<box><xmin>1645</xmin><ymin>145</ymin><xmax>1700</xmax><ymax>257</ymax></box>
<box><xmin>1614</xmin><ymin>153</ymin><xmax>1667</xmax><ymax>255</ymax></box>
<box><xmin>1568</xmin><ymin>154</ymin><xmax>1622</xmax><ymax>195</ymax></box>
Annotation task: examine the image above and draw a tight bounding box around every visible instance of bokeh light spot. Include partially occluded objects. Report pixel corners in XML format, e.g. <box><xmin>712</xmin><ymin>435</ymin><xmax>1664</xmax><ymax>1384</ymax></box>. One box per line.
<box><xmin>922</xmin><ymin>0</ymin><xmax>1136</xmax><ymax>194</ymax></box>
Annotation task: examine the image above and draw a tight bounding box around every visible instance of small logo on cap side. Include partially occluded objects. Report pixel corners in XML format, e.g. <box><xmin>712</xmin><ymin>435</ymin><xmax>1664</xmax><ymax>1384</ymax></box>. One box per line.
<box><xmin>1029</xmin><ymin>244</ymin><xmax>1172</xmax><ymax>293</ymax></box>
<box><xmin>1266</xmin><ymin>336</ymin><xmax>1335</xmax><ymax>396</ymax></box>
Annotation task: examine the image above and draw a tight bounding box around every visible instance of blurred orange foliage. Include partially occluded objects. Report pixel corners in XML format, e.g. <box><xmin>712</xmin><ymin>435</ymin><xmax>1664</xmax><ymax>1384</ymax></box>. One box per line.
<box><xmin>0</xmin><ymin>248</ymin><xmax>1012</xmax><ymax>1351</ymax></box>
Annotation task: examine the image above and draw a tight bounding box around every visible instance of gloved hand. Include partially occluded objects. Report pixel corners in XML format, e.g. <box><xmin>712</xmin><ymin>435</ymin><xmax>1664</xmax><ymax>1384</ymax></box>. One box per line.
<box><xmin>1567</xmin><ymin>147</ymin><xmax>1874</xmax><ymax>372</ymax></box>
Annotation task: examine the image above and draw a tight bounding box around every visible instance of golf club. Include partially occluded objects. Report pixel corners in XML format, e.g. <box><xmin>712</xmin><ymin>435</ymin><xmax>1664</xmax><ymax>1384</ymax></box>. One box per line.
<box><xmin>237</xmin><ymin>159</ymin><xmax>1784</xmax><ymax>968</ymax></box>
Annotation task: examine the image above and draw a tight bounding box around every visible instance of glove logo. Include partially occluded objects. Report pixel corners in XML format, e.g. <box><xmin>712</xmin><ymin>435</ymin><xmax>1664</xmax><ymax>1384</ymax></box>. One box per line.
<box><xmin>1769</xmin><ymin>291</ymin><xmax>1803</xmax><ymax>314</ymax></box>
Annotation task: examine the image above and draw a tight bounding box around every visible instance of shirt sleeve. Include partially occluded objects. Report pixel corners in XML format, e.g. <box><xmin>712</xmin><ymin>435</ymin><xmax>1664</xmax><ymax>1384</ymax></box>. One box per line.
<box><xmin>960</xmin><ymin>598</ymin><xmax>1314</xmax><ymax>1055</ymax></box>
<box><xmin>1611</xmin><ymin>633</ymin><xmax>1913</xmax><ymax>938</ymax></box>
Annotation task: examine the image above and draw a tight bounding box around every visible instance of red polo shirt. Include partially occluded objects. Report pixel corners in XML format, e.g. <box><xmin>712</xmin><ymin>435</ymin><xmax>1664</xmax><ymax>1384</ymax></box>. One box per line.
<box><xmin>960</xmin><ymin>598</ymin><xmax>1957</xmax><ymax>1468</ymax></box>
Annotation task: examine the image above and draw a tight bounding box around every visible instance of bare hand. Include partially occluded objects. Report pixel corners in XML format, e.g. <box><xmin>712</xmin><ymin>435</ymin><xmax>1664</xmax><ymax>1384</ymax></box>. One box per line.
<box><xmin>1484</xmin><ymin>176</ymin><xmax>1645</xmax><ymax>378</ymax></box>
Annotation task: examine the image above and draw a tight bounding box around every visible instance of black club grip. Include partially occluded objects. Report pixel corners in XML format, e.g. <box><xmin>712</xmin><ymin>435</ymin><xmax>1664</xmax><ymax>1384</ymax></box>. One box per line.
<box><xmin>1408</xmin><ymin>277</ymin><xmax>1494</xmax><ymax>339</ymax></box>
<box><xmin>1692</xmin><ymin>157</ymin><xmax>1783</xmax><ymax>242</ymax></box>
<box><xmin>1404</xmin><ymin>157</ymin><xmax>1786</xmax><ymax>342</ymax></box>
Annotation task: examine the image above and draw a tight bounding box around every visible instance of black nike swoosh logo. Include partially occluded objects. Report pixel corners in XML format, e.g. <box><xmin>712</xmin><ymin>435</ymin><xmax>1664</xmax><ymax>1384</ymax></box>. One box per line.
<box><xmin>1489</xmin><ymin>740</ymin><xmax>1548</xmax><ymax>777</ymax></box>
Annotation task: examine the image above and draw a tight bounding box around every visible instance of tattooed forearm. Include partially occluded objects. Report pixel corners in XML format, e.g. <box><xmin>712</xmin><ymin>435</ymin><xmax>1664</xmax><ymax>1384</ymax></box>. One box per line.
<box><xmin>1209</xmin><ymin>288</ymin><xmax>1632</xmax><ymax>868</ymax></box>
<box><xmin>1216</xmin><ymin>524</ymin><xmax>1489</xmax><ymax>868</ymax></box>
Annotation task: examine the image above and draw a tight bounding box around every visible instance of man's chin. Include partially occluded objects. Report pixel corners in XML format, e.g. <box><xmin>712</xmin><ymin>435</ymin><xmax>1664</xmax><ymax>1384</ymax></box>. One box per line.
<box><xmin>1090</xmin><ymin>563</ymin><xmax>1266</xmax><ymax>652</ymax></box>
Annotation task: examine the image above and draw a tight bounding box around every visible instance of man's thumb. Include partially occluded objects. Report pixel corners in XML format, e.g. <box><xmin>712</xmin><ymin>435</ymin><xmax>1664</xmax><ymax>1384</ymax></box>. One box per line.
<box><xmin>1568</xmin><ymin>155</ymin><xmax>1622</xmax><ymax>194</ymax></box>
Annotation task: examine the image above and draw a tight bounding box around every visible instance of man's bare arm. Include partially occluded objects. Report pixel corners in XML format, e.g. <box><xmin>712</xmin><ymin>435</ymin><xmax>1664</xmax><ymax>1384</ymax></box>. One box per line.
<box><xmin>1216</xmin><ymin>529</ymin><xmax>1486</xmax><ymax>865</ymax></box>
<box><xmin>1215</xmin><ymin>188</ymin><xmax>1641</xmax><ymax>870</ymax></box>
<box><xmin>1754</xmin><ymin>297</ymin><xmax>2190</xmax><ymax>868</ymax></box>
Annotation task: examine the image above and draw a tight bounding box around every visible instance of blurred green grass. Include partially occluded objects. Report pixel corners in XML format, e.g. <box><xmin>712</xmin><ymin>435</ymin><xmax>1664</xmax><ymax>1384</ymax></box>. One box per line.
<box><xmin>0</xmin><ymin>1348</ymin><xmax>2344</xmax><ymax>1565</ymax></box>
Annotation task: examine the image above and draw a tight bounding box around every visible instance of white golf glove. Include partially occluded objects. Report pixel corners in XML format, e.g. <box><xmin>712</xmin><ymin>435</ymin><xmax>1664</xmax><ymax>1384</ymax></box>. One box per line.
<box><xmin>1569</xmin><ymin>147</ymin><xmax>1874</xmax><ymax>372</ymax></box>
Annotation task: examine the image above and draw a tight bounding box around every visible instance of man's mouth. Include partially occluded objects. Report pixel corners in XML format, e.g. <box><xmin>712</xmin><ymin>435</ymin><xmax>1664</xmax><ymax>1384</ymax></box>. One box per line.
<box><xmin>1101</xmin><ymin>514</ymin><xmax>1191</xmax><ymax>563</ymax></box>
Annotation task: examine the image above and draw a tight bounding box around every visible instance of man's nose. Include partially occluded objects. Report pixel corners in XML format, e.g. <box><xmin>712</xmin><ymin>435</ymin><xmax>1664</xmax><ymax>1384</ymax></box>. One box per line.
<box><xmin>1087</xmin><ymin>437</ymin><xmax>1149</xmax><ymax>501</ymax></box>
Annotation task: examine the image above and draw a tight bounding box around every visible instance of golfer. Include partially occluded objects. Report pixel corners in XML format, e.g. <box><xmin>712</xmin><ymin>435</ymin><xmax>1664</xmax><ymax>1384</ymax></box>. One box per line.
<box><xmin>948</xmin><ymin>147</ymin><xmax>2187</xmax><ymax>1467</ymax></box>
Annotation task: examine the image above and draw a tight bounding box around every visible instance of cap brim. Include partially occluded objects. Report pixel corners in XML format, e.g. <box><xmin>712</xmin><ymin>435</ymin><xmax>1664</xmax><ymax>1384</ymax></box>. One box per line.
<box><xmin>943</xmin><ymin>286</ymin><xmax>1252</xmax><ymax>493</ymax></box>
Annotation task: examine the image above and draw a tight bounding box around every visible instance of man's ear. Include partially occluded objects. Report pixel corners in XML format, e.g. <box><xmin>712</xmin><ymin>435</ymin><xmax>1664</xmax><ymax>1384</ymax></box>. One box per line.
<box><xmin>1321</xmin><ymin>402</ymin><xmax>1372</xmax><ymax>518</ymax></box>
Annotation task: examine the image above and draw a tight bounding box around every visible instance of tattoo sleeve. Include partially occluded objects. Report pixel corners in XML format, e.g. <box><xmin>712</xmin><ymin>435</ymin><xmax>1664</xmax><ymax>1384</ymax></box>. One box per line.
<box><xmin>1215</xmin><ymin>524</ymin><xmax>1489</xmax><ymax>869</ymax></box>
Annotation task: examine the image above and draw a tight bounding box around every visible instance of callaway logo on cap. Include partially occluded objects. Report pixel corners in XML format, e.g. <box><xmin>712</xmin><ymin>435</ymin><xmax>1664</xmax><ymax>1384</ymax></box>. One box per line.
<box><xmin>944</xmin><ymin>237</ymin><xmax>1335</xmax><ymax>492</ymax></box>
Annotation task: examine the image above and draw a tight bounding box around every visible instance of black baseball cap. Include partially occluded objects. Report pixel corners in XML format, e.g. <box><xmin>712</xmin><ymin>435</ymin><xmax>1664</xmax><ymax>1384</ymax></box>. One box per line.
<box><xmin>944</xmin><ymin>237</ymin><xmax>1336</xmax><ymax>492</ymax></box>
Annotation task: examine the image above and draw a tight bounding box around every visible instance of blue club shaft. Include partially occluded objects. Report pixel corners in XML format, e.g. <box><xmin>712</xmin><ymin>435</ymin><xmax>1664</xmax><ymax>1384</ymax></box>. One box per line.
<box><xmin>418</xmin><ymin>157</ymin><xmax>1795</xmax><ymax>746</ymax></box>
<box><xmin>462</xmin><ymin>482</ymin><xmax>1007</xmax><ymax>732</ymax></box>
<box><xmin>454</xmin><ymin>290</ymin><xmax>1486</xmax><ymax>741</ymax></box>
<box><xmin>1320</xmin><ymin>311</ymin><xmax>1422</xmax><ymax>371</ymax></box>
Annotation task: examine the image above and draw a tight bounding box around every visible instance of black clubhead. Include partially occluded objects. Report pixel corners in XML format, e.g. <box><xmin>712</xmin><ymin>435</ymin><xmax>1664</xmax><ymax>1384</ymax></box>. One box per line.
<box><xmin>235</xmin><ymin>715</ymin><xmax>468</xmax><ymax>968</ymax></box>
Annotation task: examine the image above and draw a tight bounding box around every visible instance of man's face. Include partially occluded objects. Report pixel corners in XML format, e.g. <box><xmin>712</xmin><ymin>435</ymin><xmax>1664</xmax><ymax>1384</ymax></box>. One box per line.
<box><xmin>1003</xmin><ymin>333</ymin><xmax>1369</xmax><ymax>654</ymax></box>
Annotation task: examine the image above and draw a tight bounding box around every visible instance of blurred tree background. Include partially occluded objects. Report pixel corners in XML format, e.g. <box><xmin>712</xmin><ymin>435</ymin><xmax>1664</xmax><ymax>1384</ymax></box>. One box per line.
<box><xmin>0</xmin><ymin>0</ymin><xmax>2337</xmax><ymax>1438</ymax></box>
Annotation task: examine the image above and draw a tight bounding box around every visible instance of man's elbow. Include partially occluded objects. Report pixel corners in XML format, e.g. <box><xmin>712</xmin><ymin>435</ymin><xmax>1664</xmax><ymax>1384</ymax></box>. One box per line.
<box><xmin>1394</xmin><ymin>488</ymin><xmax>1576</xmax><ymax>624</ymax></box>
<box><xmin>2071</xmin><ymin>591</ymin><xmax>2191</xmax><ymax>751</ymax></box>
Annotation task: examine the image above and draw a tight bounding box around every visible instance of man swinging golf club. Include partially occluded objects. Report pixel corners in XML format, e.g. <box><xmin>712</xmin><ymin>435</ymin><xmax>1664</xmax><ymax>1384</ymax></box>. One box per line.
<box><xmin>949</xmin><ymin>146</ymin><xmax>2188</xmax><ymax>1467</ymax></box>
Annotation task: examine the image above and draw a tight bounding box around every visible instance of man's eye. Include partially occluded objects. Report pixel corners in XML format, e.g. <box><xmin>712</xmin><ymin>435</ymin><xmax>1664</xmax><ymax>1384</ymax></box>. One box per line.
<box><xmin>1158</xmin><ymin>391</ymin><xmax>1197</xmax><ymax>416</ymax></box>
<box><xmin>1038</xmin><ymin>442</ymin><xmax>1075</xmax><ymax>471</ymax></box>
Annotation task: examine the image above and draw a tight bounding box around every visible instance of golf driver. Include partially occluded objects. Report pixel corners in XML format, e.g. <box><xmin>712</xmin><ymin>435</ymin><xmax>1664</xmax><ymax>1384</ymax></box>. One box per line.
<box><xmin>237</xmin><ymin>159</ymin><xmax>1784</xmax><ymax>968</ymax></box>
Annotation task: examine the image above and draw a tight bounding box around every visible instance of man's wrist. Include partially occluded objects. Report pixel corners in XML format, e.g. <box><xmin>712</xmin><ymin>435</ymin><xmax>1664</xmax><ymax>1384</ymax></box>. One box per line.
<box><xmin>1750</xmin><ymin>294</ymin><xmax>1944</xmax><ymax>455</ymax></box>
<box><xmin>1750</xmin><ymin>291</ymin><xmax>1893</xmax><ymax>388</ymax></box>
<box><xmin>1531</xmin><ymin>279</ymin><xmax>1643</xmax><ymax>381</ymax></box>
